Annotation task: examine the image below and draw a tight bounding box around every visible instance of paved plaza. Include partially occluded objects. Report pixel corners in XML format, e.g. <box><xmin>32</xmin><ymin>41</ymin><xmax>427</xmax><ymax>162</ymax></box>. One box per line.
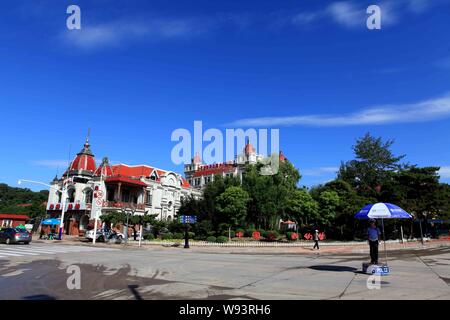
<box><xmin>0</xmin><ymin>242</ymin><xmax>449</xmax><ymax>300</ymax></box>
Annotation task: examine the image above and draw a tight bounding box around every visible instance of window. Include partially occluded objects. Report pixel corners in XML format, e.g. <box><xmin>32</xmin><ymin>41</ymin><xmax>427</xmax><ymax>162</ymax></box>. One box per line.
<box><xmin>85</xmin><ymin>189</ymin><xmax>93</xmax><ymax>204</ymax></box>
<box><xmin>1</xmin><ymin>219</ymin><xmax>12</xmax><ymax>227</ymax></box>
<box><xmin>122</xmin><ymin>190</ymin><xmax>130</xmax><ymax>203</ymax></box>
<box><xmin>149</xmin><ymin>171</ymin><xmax>158</xmax><ymax>181</ymax></box>
<box><xmin>146</xmin><ymin>193</ymin><xmax>152</xmax><ymax>206</ymax></box>
<box><xmin>67</xmin><ymin>188</ymin><xmax>76</xmax><ymax>203</ymax></box>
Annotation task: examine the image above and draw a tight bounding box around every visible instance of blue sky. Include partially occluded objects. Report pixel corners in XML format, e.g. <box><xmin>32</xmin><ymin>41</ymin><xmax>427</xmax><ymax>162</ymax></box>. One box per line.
<box><xmin>1</xmin><ymin>0</ymin><xmax>450</xmax><ymax>191</ymax></box>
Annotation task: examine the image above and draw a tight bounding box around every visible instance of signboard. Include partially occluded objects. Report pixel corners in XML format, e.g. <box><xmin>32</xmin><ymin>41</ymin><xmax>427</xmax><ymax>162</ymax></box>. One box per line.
<box><xmin>178</xmin><ymin>215</ymin><xmax>197</xmax><ymax>224</ymax></box>
<box><xmin>90</xmin><ymin>181</ymin><xmax>106</xmax><ymax>219</ymax></box>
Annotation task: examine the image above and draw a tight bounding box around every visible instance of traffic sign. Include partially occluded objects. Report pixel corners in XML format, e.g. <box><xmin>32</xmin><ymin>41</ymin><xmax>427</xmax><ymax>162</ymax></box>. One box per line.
<box><xmin>178</xmin><ymin>215</ymin><xmax>197</xmax><ymax>224</ymax></box>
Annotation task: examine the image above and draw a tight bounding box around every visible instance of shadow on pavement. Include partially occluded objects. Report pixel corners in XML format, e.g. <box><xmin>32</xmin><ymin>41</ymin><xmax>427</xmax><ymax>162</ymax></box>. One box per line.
<box><xmin>308</xmin><ymin>265</ymin><xmax>357</xmax><ymax>272</ymax></box>
<box><xmin>23</xmin><ymin>294</ymin><xmax>56</xmax><ymax>300</ymax></box>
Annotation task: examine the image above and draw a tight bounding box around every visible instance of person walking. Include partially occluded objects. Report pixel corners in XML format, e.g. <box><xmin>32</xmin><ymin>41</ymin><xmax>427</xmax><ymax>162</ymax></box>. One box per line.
<box><xmin>367</xmin><ymin>219</ymin><xmax>381</xmax><ymax>264</ymax></box>
<box><xmin>313</xmin><ymin>229</ymin><xmax>320</xmax><ymax>250</ymax></box>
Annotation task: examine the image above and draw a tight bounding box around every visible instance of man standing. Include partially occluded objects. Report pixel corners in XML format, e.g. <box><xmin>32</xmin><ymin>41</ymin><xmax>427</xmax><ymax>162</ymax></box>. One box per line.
<box><xmin>313</xmin><ymin>229</ymin><xmax>320</xmax><ymax>250</ymax></box>
<box><xmin>367</xmin><ymin>219</ymin><xmax>381</xmax><ymax>264</ymax></box>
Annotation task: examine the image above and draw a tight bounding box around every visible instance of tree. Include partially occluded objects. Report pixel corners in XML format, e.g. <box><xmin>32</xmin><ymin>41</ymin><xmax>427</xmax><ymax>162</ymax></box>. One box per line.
<box><xmin>285</xmin><ymin>188</ymin><xmax>319</xmax><ymax>226</ymax></box>
<box><xmin>242</xmin><ymin>159</ymin><xmax>301</xmax><ymax>229</ymax></box>
<box><xmin>338</xmin><ymin>133</ymin><xmax>405</xmax><ymax>197</ymax></box>
<box><xmin>314</xmin><ymin>191</ymin><xmax>340</xmax><ymax>226</ymax></box>
<box><xmin>216</xmin><ymin>186</ymin><xmax>250</xmax><ymax>227</ymax></box>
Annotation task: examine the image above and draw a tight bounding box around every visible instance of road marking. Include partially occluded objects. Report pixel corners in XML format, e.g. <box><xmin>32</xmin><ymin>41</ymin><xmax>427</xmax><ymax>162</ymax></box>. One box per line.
<box><xmin>0</xmin><ymin>248</ymin><xmax>39</xmax><ymax>255</ymax></box>
<box><xmin>0</xmin><ymin>244</ymin><xmax>118</xmax><ymax>260</ymax></box>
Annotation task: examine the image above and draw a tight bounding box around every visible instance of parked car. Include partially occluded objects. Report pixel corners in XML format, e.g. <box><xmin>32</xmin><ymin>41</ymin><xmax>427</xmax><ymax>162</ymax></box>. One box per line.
<box><xmin>85</xmin><ymin>229</ymin><xmax>124</xmax><ymax>243</ymax></box>
<box><xmin>0</xmin><ymin>227</ymin><xmax>32</xmax><ymax>244</ymax></box>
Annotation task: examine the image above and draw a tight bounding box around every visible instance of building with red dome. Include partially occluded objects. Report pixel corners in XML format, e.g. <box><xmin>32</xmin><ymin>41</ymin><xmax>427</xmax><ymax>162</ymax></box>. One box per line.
<box><xmin>46</xmin><ymin>138</ymin><xmax>200</xmax><ymax>236</ymax></box>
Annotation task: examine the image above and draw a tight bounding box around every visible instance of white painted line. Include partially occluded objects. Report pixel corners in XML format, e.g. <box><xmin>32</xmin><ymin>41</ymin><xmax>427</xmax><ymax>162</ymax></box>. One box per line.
<box><xmin>0</xmin><ymin>251</ymin><xmax>23</xmax><ymax>256</ymax></box>
<box><xmin>1</xmin><ymin>248</ymin><xmax>57</xmax><ymax>254</ymax></box>
<box><xmin>0</xmin><ymin>248</ymin><xmax>38</xmax><ymax>255</ymax></box>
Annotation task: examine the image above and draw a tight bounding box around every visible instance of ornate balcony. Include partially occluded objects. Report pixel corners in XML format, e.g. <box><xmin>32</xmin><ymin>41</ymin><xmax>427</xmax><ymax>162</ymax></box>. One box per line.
<box><xmin>103</xmin><ymin>201</ymin><xmax>146</xmax><ymax>211</ymax></box>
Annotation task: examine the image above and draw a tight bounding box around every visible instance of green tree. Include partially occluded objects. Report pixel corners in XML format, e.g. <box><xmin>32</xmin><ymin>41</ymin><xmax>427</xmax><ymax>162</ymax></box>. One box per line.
<box><xmin>285</xmin><ymin>188</ymin><xmax>319</xmax><ymax>226</ymax></box>
<box><xmin>242</xmin><ymin>159</ymin><xmax>301</xmax><ymax>229</ymax></box>
<box><xmin>314</xmin><ymin>190</ymin><xmax>340</xmax><ymax>226</ymax></box>
<box><xmin>216</xmin><ymin>186</ymin><xmax>250</xmax><ymax>227</ymax></box>
<box><xmin>338</xmin><ymin>133</ymin><xmax>405</xmax><ymax>197</ymax></box>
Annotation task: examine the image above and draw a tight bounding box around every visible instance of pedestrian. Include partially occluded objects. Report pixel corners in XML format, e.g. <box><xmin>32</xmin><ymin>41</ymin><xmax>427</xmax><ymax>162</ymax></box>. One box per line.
<box><xmin>367</xmin><ymin>219</ymin><xmax>381</xmax><ymax>265</ymax></box>
<box><xmin>313</xmin><ymin>229</ymin><xmax>320</xmax><ymax>250</ymax></box>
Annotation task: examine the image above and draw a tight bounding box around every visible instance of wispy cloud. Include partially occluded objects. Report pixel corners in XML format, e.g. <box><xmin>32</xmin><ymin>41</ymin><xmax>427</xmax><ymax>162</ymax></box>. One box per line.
<box><xmin>302</xmin><ymin>167</ymin><xmax>339</xmax><ymax>176</ymax></box>
<box><xmin>228</xmin><ymin>93</ymin><xmax>450</xmax><ymax>127</ymax></box>
<box><xmin>291</xmin><ymin>0</ymin><xmax>441</xmax><ymax>29</ymax></box>
<box><xmin>439</xmin><ymin>167</ymin><xmax>450</xmax><ymax>179</ymax></box>
<box><xmin>61</xmin><ymin>17</ymin><xmax>214</xmax><ymax>50</ymax></box>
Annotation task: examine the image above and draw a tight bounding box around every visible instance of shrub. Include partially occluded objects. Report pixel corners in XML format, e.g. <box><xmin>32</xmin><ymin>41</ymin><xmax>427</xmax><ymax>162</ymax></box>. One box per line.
<box><xmin>245</xmin><ymin>228</ymin><xmax>256</xmax><ymax>237</ymax></box>
<box><xmin>259</xmin><ymin>230</ymin><xmax>268</xmax><ymax>238</ymax></box>
<box><xmin>144</xmin><ymin>233</ymin><xmax>155</xmax><ymax>240</ymax></box>
<box><xmin>286</xmin><ymin>232</ymin><xmax>299</xmax><ymax>241</ymax></box>
<box><xmin>206</xmin><ymin>236</ymin><xmax>217</xmax><ymax>242</ymax></box>
<box><xmin>161</xmin><ymin>232</ymin><xmax>174</xmax><ymax>240</ymax></box>
<box><xmin>222</xmin><ymin>230</ymin><xmax>235</xmax><ymax>238</ymax></box>
<box><xmin>266</xmin><ymin>230</ymin><xmax>279</xmax><ymax>242</ymax></box>
<box><xmin>188</xmin><ymin>232</ymin><xmax>195</xmax><ymax>239</ymax></box>
<box><xmin>173</xmin><ymin>232</ymin><xmax>184</xmax><ymax>239</ymax></box>
<box><xmin>216</xmin><ymin>236</ymin><xmax>228</xmax><ymax>243</ymax></box>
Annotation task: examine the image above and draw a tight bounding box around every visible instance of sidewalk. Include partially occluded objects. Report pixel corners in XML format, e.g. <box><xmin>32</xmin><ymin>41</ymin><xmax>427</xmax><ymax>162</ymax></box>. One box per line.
<box><xmin>31</xmin><ymin>234</ymin><xmax>450</xmax><ymax>254</ymax></box>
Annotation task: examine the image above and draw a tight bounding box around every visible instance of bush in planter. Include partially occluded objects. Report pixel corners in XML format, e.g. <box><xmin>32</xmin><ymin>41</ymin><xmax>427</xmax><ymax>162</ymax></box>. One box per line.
<box><xmin>161</xmin><ymin>232</ymin><xmax>174</xmax><ymax>240</ymax></box>
<box><xmin>206</xmin><ymin>236</ymin><xmax>217</xmax><ymax>242</ymax></box>
<box><xmin>216</xmin><ymin>236</ymin><xmax>228</xmax><ymax>243</ymax></box>
<box><xmin>245</xmin><ymin>229</ymin><xmax>256</xmax><ymax>237</ymax></box>
<box><xmin>266</xmin><ymin>230</ymin><xmax>279</xmax><ymax>242</ymax></box>
<box><xmin>144</xmin><ymin>233</ymin><xmax>155</xmax><ymax>240</ymax></box>
<box><xmin>222</xmin><ymin>230</ymin><xmax>235</xmax><ymax>238</ymax></box>
<box><xmin>286</xmin><ymin>232</ymin><xmax>299</xmax><ymax>241</ymax></box>
<box><xmin>259</xmin><ymin>230</ymin><xmax>268</xmax><ymax>238</ymax></box>
<box><xmin>173</xmin><ymin>232</ymin><xmax>184</xmax><ymax>239</ymax></box>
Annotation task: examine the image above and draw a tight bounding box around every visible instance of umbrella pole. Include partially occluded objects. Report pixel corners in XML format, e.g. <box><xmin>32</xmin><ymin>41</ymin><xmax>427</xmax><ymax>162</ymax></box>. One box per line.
<box><xmin>381</xmin><ymin>218</ymin><xmax>388</xmax><ymax>265</ymax></box>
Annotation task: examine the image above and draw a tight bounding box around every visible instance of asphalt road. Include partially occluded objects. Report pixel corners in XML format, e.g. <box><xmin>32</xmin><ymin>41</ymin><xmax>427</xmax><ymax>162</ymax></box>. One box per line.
<box><xmin>0</xmin><ymin>242</ymin><xmax>449</xmax><ymax>300</ymax></box>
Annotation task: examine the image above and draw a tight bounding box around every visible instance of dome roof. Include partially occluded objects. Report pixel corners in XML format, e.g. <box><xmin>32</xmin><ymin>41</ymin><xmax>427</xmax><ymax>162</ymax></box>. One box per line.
<box><xmin>192</xmin><ymin>153</ymin><xmax>202</xmax><ymax>164</ymax></box>
<box><xmin>244</xmin><ymin>141</ymin><xmax>255</xmax><ymax>155</ymax></box>
<box><xmin>94</xmin><ymin>157</ymin><xmax>113</xmax><ymax>177</ymax></box>
<box><xmin>68</xmin><ymin>138</ymin><xmax>96</xmax><ymax>175</ymax></box>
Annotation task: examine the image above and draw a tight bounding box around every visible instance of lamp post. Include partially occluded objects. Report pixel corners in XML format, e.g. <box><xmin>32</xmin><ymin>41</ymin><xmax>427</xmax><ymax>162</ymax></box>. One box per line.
<box><xmin>18</xmin><ymin>179</ymin><xmax>67</xmax><ymax>240</ymax></box>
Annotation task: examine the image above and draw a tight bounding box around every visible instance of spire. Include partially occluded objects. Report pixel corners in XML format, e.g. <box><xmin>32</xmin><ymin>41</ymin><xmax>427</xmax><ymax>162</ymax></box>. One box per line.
<box><xmin>78</xmin><ymin>129</ymin><xmax>94</xmax><ymax>156</ymax></box>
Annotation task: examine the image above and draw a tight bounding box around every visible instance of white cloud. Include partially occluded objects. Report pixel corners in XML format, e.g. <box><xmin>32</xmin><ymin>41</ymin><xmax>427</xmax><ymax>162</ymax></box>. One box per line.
<box><xmin>61</xmin><ymin>18</ymin><xmax>211</xmax><ymax>50</ymax></box>
<box><xmin>228</xmin><ymin>93</ymin><xmax>450</xmax><ymax>127</ymax></box>
<box><xmin>327</xmin><ymin>1</ymin><xmax>364</xmax><ymax>28</ymax></box>
<box><xmin>291</xmin><ymin>0</ymin><xmax>443</xmax><ymax>29</ymax></box>
<box><xmin>302</xmin><ymin>167</ymin><xmax>339</xmax><ymax>176</ymax></box>
<box><xmin>439</xmin><ymin>167</ymin><xmax>450</xmax><ymax>179</ymax></box>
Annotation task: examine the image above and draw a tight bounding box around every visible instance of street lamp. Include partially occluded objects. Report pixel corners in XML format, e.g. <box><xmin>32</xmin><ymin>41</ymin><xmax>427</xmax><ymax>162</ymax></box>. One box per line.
<box><xmin>18</xmin><ymin>178</ymin><xmax>67</xmax><ymax>240</ymax></box>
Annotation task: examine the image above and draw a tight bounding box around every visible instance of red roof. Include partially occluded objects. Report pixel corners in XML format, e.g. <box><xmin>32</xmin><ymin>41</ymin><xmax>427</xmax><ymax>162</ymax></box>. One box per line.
<box><xmin>109</xmin><ymin>164</ymin><xmax>192</xmax><ymax>189</ymax></box>
<box><xmin>0</xmin><ymin>214</ymin><xmax>29</xmax><ymax>220</ymax></box>
<box><xmin>104</xmin><ymin>176</ymin><xmax>147</xmax><ymax>187</ymax></box>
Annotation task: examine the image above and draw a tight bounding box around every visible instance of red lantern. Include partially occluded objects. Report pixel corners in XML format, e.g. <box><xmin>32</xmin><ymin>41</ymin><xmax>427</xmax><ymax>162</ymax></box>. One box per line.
<box><xmin>75</xmin><ymin>203</ymin><xmax>80</xmax><ymax>210</ymax></box>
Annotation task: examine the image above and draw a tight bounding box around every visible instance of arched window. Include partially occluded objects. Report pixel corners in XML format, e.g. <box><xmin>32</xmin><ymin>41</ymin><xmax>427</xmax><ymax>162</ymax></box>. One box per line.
<box><xmin>85</xmin><ymin>189</ymin><xmax>93</xmax><ymax>204</ymax></box>
<box><xmin>67</xmin><ymin>188</ymin><xmax>76</xmax><ymax>203</ymax></box>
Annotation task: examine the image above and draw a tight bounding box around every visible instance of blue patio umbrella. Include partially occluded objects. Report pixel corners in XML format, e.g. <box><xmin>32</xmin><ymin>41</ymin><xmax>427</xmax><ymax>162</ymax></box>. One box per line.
<box><xmin>41</xmin><ymin>218</ymin><xmax>61</xmax><ymax>225</ymax></box>
<box><xmin>355</xmin><ymin>203</ymin><xmax>412</xmax><ymax>265</ymax></box>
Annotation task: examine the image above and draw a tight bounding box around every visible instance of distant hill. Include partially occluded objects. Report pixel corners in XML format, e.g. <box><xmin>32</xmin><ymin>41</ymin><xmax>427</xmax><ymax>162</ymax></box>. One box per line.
<box><xmin>0</xmin><ymin>183</ymin><xmax>48</xmax><ymax>218</ymax></box>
